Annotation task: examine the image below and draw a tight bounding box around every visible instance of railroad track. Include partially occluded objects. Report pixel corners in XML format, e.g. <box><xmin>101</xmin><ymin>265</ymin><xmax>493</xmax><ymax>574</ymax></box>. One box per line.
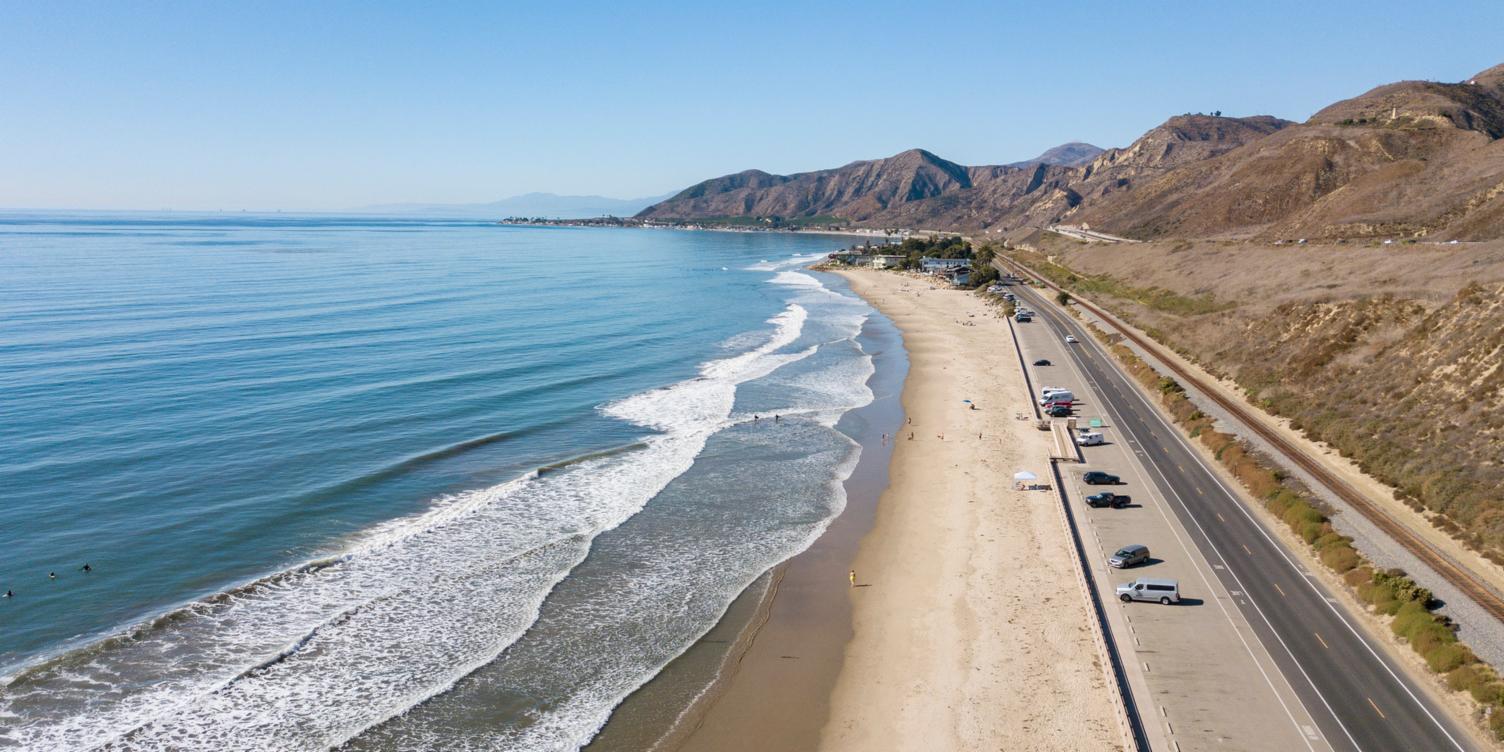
<box><xmin>997</xmin><ymin>257</ymin><xmax>1504</xmax><ymax>627</ymax></box>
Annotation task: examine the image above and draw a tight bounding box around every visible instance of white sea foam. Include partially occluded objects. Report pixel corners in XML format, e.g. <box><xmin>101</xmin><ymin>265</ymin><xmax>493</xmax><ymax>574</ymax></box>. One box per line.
<box><xmin>0</xmin><ymin>303</ymin><xmax>818</xmax><ymax>752</ymax></box>
<box><xmin>0</xmin><ymin>267</ymin><xmax>881</xmax><ymax>752</ymax></box>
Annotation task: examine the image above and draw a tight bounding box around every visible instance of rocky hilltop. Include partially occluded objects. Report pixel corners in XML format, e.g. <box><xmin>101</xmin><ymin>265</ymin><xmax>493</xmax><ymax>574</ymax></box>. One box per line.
<box><xmin>640</xmin><ymin>63</ymin><xmax>1504</xmax><ymax>241</ymax></box>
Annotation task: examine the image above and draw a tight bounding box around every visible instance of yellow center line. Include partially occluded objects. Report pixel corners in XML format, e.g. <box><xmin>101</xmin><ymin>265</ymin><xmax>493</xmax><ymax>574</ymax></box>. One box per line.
<box><xmin>1367</xmin><ymin>697</ymin><xmax>1386</xmax><ymax>719</ymax></box>
<box><xmin>1273</xmin><ymin>582</ymin><xmax>1286</xmax><ymax>597</ymax></box>
<box><xmin>1241</xmin><ymin>544</ymin><xmax>1252</xmax><ymax>556</ymax></box>
<box><xmin>1314</xmin><ymin>632</ymin><xmax>1329</xmax><ymax>650</ymax></box>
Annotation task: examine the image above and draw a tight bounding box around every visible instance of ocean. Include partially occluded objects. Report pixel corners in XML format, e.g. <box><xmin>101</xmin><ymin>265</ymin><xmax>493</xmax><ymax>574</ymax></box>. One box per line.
<box><xmin>0</xmin><ymin>214</ymin><xmax>886</xmax><ymax>750</ymax></box>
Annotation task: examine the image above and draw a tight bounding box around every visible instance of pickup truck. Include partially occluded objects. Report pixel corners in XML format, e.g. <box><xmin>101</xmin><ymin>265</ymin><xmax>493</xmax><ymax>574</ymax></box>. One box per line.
<box><xmin>1085</xmin><ymin>492</ymin><xmax>1131</xmax><ymax>508</ymax></box>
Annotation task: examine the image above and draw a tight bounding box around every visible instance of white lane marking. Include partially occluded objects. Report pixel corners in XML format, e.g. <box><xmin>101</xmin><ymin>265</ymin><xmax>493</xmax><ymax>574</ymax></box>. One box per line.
<box><xmin>1064</xmin><ymin>303</ymin><xmax>1466</xmax><ymax>752</ymax></box>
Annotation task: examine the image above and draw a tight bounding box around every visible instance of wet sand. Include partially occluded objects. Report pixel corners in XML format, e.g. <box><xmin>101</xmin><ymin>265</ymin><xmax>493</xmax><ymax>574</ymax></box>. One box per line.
<box><xmin>587</xmin><ymin>275</ymin><xmax>907</xmax><ymax>752</ymax></box>
<box><xmin>594</xmin><ymin>270</ymin><xmax>1118</xmax><ymax>751</ymax></box>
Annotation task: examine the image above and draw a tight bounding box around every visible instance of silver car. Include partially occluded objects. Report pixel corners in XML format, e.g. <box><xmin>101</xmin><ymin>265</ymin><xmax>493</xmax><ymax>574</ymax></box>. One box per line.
<box><xmin>1108</xmin><ymin>544</ymin><xmax>1150</xmax><ymax>568</ymax></box>
<box><xmin>1117</xmin><ymin>577</ymin><xmax>1179</xmax><ymax>604</ymax></box>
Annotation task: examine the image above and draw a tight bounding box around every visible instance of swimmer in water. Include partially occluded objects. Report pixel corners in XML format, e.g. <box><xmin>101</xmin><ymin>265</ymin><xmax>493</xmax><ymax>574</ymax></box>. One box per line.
<box><xmin>80</xmin><ymin>563</ymin><xmax>92</xmax><ymax>573</ymax></box>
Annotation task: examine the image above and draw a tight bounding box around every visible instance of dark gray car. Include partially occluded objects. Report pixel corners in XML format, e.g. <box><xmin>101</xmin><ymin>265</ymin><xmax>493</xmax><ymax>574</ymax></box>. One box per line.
<box><xmin>1108</xmin><ymin>544</ymin><xmax>1150</xmax><ymax>568</ymax></box>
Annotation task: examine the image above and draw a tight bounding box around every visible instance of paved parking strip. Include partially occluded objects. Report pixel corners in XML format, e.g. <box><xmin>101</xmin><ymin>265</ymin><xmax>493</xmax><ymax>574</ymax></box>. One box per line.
<box><xmin>1011</xmin><ymin>301</ymin><xmax>1328</xmax><ymax>752</ymax></box>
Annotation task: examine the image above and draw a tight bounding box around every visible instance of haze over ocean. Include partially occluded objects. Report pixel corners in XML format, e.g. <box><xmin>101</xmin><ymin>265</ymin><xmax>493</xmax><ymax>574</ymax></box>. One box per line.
<box><xmin>0</xmin><ymin>214</ymin><xmax>881</xmax><ymax>750</ymax></box>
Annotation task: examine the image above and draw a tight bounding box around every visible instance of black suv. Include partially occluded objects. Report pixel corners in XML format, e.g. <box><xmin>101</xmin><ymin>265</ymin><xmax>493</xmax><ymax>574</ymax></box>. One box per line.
<box><xmin>1082</xmin><ymin>471</ymin><xmax>1120</xmax><ymax>485</ymax></box>
<box><xmin>1085</xmin><ymin>492</ymin><xmax>1130</xmax><ymax>508</ymax></box>
<box><xmin>1045</xmin><ymin>404</ymin><xmax>1073</xmax><ymax>417</ymax></box>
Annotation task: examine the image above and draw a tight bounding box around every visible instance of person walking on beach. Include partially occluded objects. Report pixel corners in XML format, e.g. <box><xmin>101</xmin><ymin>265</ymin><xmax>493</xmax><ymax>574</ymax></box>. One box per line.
<box><xmin>849</xmin><ymin>569</ymin><xmax>856</xmax><ymax>588</ymax></box>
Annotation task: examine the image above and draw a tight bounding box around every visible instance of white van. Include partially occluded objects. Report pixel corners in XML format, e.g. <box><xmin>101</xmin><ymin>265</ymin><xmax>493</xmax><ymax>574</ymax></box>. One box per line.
<box><xmin>1039</xmin><ymin>387</ymin><xmax>1069</xmax><ymax>399</ymax></box>
<box><xmin>1117</xmin><ymin>578</ymin><xmax>1180</xmax><ymax>605</ymax></box>
<box><xmin>1077</xmin><ymin>431</ymin><xmax>1104</xmax><ymax>446</ymax></box>
<box><xmin>1039</xmin><ymin>390</ymin><xmax>1075</xmax><ymax>406</ymax></box>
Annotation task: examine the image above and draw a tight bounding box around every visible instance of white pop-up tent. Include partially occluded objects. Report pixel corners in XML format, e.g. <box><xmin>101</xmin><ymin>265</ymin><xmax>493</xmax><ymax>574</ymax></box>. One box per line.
<box><xmin>1013</xmin><ymin>470</ymin><xmax>1039</xmax><ymax>490</ymax></box>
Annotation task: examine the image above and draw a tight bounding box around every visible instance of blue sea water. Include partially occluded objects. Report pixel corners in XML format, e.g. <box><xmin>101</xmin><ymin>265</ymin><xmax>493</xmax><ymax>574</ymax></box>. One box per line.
<box><xmin>0</xmin><ymin>214</ymin><xmax>882</xmax><ymax>750</ymax></box>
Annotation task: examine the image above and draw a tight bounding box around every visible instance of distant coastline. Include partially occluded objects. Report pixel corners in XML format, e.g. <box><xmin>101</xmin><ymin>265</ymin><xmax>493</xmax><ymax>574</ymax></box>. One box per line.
<box><xmin>498</xmin><ymin>216</ymin><xmax>918</xmax><ymax>242</ymax></box>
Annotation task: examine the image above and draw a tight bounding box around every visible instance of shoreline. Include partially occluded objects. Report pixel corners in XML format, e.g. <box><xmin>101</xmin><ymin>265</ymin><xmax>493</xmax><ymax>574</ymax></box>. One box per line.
<box><xmin>598</xmin><ymin>269</ymin><xmax>1120</xmax><ymax>751</ymax></box>
<box><xmin>586</xmin><ymin>272</ymin><xmax>907</xmax><ymax>752</ymax></box>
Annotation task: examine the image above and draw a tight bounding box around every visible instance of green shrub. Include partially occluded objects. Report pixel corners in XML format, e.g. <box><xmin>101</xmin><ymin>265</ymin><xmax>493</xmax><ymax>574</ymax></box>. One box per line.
<box><xmin>1343</xmin><ymin>566</ymin><xmax>1374</xmax><ymax>589</ymax></box>
<box><xmin>1390</xmin><ymin>601</ymin><xmax>1432</xmax><ymax>637</ymax></box>
<box><xmin>1301</xmin><ymin>520</ymin><xmax>1326</xmax><ymax>544</ymax></box>
<box><xmin>1488</xmin><ymin>703</ymin><xmax>1504</xmax><ymax>740</ymax></box>
<box><xmin>1321</xmin><ymin>544</ymin><xmax>1360</xmax><ymax>573</ymax></box>
<box><xmin>1282</xmin><ymin>503</ymin><xmax>1324</xmax><ymax>530</ymax></box>
<box><xmin>1447</xmin><ymin>663</ymin><xmax>1487</xmax><ymax>693</ymax></box>
<box><xmin>1425</xmin><ymin>643</ymin><xmax>1471</xmax><ymax>674</ymax></box>
<box><xmin>1472</xmin><ymin>681</ymin><xmax>1504</xmax><ymax>706</ymax></box>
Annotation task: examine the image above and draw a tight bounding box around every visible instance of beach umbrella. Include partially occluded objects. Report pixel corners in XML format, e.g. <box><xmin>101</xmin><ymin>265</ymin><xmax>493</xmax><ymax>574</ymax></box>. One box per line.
<box><xmin>1013</xmin><ymin>471</ymin><xmax>1037</xmax><ymax>481</ymax></box>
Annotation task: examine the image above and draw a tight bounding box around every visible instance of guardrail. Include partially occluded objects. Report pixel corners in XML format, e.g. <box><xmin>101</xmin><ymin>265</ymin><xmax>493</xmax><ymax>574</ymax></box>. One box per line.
<box><xmin>997</xmin><ymin>256</ymin><xmax>1504</xmax><ymax>629</ymax></box>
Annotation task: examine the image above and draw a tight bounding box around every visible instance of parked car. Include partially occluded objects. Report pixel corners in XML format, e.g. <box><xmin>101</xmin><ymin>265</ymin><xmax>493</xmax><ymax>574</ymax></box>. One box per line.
<box><xmin>1045</xmin><ymin>404</ymin><xmax>1073</xmax><ymax>418</ymax></box>
<box><xmin>1038</xmin><ymin>389</ymin><xmax>1075</xmax><ymax>405</ymax></box>
<box><xmin>1117</xmin><ymin>578</ymin><xmax>1180</xmax><ymax>605</ymax></box>
<box><xmin>1082</xmin><ymin>471</ymin><xmax>1120</xmax><ymax>485</ymax></box>
<box><xmin>1065</xmin><ymin>335</ymin><xmax>1079</xmax><ymax>344</ymax></box>
<box><xmin>1085</xmin><ymin>492</ymin><xmax>1130</xmax><ymax>508</ymax></box>
<box><xmin>1032</xmin><ymin>359</ymin><xmax>1051</xmax><ymax>366</ymax></box>
<box><xmin>1077</xmin><ymin>431</ymin><xmax>1105</xmax><ymax>446</ymax></box>
<box><xmin>1108</xmin><ymin>544</ymin><xmax>1150</xmax><ymax>568</ymax></box>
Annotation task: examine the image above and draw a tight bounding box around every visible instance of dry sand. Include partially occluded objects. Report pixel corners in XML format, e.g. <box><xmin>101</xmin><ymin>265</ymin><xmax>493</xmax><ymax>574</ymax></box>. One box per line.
<box><xmin>817</xmin><ymin>270</ymin><xmax>1118</xmax><ymax>751</ymax></box>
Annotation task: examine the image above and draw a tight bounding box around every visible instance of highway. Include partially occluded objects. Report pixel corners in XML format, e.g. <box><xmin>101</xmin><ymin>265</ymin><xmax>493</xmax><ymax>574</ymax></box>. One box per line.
<box><xmin>1007</xmin><ymin>279</ymin><xmax>1476</xmax><ymax>752</ymax></box>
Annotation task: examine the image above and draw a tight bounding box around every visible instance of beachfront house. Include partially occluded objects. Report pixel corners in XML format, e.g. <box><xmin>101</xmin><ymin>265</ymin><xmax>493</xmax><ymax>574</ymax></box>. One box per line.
<box><xmin>829</xmin><ymin>251</ymin><xmax>872</xmax><ymax>266</ymax></box>
<box><xmin>871</xmin><ymin>254</ymin><xmax>906</xmax><ymax>269</ymax></box>
<box><xmin>920</xmin><ymin>257</ymin><xmax>969</xmax><ymax>273</ymax></box>
<box><xmin>937</xmin><ymin>266</ymin><xmax>972</xmax><ymax>286</ymax></box>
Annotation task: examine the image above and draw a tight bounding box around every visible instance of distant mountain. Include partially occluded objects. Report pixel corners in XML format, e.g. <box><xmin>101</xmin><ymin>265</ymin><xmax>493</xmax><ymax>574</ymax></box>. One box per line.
<box><xmin>641</xmin><ymin>61</ymin><xmax>1504</xmax><ymax>241</ymax></box>
<box><xmin>360</xmin><ymin>192</ymin><xmax>671</xmax><ymax>219</ymax></box>
<box><xmin>1007</xmin><ymin>142</ymin><xmax>1104</xmax><ymax>168</ymax></box>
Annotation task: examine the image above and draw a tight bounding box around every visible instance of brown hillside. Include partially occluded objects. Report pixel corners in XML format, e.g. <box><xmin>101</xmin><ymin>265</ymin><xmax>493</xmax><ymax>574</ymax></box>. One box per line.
<box><xmin>1075</xmin><ymin>65</ymin><xmax>1504</xmax><ymax>241</ymax></box>
<box><xmin>641</xmin><ymin>62</ymin><xmax>1504</xmax><ymax>240</ymax></box>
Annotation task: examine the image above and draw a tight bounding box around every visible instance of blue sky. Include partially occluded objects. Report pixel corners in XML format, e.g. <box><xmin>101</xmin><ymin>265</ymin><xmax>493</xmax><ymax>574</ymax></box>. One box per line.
<box><xmin>4</xmin><ymin>1</ymin><xmax>1502</xmax><ymax>211</ymax></box>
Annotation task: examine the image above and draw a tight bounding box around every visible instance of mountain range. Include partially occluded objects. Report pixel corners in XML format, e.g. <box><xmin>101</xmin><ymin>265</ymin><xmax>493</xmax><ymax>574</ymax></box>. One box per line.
<box><xmin>360</xmin><ymin>192</ymin><xmax>670</xmax><ymax>219</ymax></box>
<box><xmin>639</xmin><ymin>63</ymin><xmax>1504</xmax><ymax>241</ymax></box>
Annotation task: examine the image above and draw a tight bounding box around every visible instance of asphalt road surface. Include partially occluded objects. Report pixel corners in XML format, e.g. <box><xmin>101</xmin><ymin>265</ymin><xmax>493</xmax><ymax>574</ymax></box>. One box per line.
<box><xmin>1008</xmin><ymin>280</ymin><xmax>1475</xmax><ymax>752</ymax></box>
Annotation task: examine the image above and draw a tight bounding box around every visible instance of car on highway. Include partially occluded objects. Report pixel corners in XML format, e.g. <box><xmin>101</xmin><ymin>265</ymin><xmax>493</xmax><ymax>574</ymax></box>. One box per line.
<box><xmin>1117</xmin><ymin>578</ymin><xmax>1180</xmax><ymax>605</ymax></box>
<box><xmin>1082</xmin><ymin>471</ymin><xmax>1120</xmax><ymax>485</ymax></box>
<box><xmin>1085</xmin><ymin>492</ymin><xmax>1130</xmax><ymax>509</ymax></box>
<box><xmin>1108</xmin><ymin>544</ymin><xmax>1150</xmax><ymax>568</ymax></box>
<box><xmin>1045</xmin><ymin>404</ymin><xmax>1073</xmax><ymax>417</ymax></box>
<box><xmin>1065</xmin><ymin>335</ymin><xmax>1079</xmax><ymax>344</ymax></box>
<box><xmin>1032</xmin><ymin>359</ymin><xmax>1051</xmax><ymax>366</ymax></box>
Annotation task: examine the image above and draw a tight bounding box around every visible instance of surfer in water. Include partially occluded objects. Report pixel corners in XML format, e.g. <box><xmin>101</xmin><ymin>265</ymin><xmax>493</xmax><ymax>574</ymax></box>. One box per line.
<box><xmin>80</xmin><ymin>563</ymin><xmax>92</xmax><ymax>573</ymax></box>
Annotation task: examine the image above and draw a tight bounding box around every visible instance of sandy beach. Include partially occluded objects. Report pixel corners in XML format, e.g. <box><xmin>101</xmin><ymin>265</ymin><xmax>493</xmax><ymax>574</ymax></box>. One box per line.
<box><xmin>658</xmin><ymin>269</ymin><xmax>1121</xmax><ymax>751</ymax></box>
<box><xmin>819</xmin><ymin>270</ymin><xmax>1118</xmax><ymax>751</ymax></box>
